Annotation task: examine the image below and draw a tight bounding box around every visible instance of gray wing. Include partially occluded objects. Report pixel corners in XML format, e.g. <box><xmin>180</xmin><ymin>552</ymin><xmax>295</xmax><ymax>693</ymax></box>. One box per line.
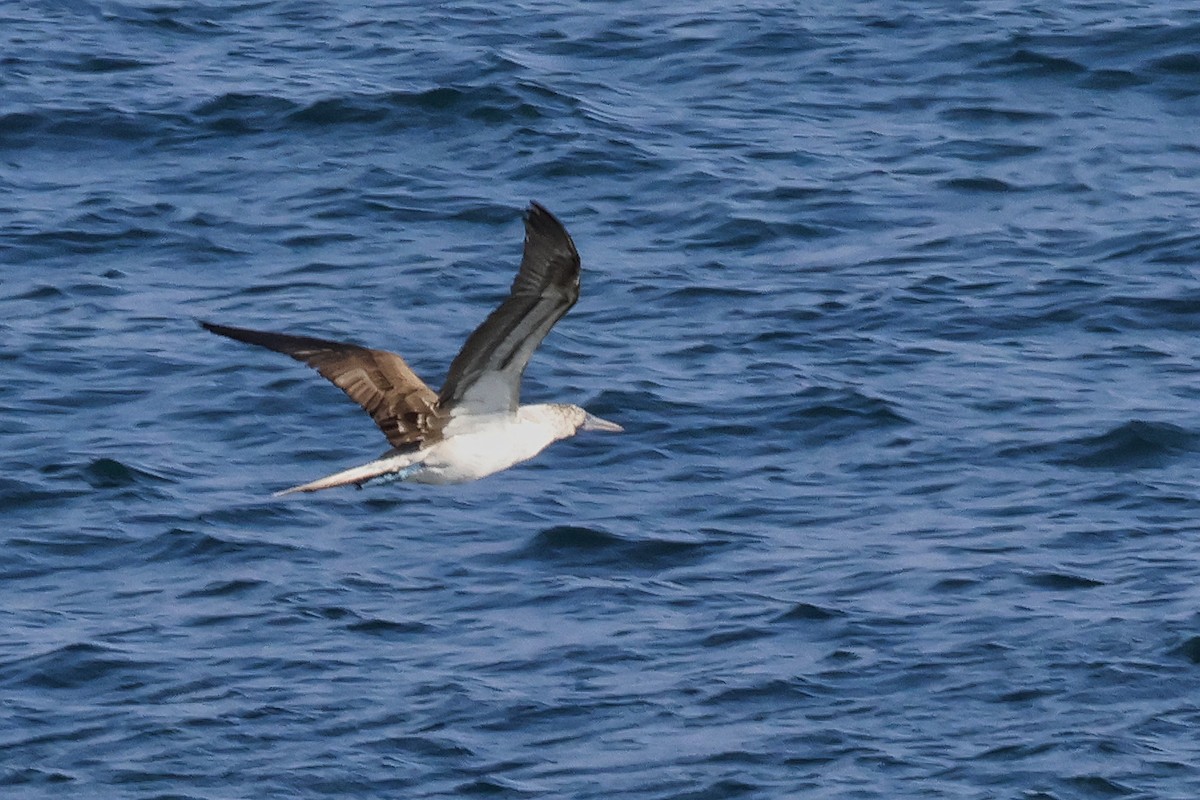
<box><xmin>437</xmin><ymin>201</ymin><xmax>581</xmax><ymax>415</ymax></box>
<box><xmin>200</xmin><ymin>322</ymin><xmax>440</xmax><ymax>448</ymax></box>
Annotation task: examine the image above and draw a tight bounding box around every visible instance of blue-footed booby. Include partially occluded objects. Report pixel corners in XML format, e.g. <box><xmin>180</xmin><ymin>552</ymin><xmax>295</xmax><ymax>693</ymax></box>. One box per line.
<box><xmin>202</xmin><ymin>201</ymin><xmax>622</xmax><ymax>496</ymax></box>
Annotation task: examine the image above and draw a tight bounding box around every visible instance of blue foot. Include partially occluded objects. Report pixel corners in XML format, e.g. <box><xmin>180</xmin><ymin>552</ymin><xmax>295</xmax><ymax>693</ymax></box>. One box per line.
<box><xmin>363</xmin><ymin>463</ymin><xmax>424</xmax><ymax>487</ymax></box>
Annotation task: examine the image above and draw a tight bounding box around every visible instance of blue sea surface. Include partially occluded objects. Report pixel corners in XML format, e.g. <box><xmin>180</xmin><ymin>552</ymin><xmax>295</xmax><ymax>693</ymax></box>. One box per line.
<box><xmin>4</xmin><ymin>1</ymin><xmax>1200</xmax><ymax>797</ymax></box>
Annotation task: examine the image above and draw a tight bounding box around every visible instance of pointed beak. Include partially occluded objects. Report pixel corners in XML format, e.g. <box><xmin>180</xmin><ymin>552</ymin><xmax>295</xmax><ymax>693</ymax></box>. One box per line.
<box><xmin>581</xmin><ymin>413</ymin><xmax>624</xmax><ymax>433</ymax></box>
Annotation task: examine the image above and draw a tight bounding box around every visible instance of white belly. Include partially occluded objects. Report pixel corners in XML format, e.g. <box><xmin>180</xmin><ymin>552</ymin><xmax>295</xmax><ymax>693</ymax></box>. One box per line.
<box><xmin>410</xmin><ymin>421</ymin><xmax>559</xmax><ymax>484</ymax></box>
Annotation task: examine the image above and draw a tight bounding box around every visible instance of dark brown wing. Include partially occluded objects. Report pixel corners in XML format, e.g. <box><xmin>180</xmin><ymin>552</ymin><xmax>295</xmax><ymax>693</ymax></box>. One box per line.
<box><xmin>437</xmin><ymin>201</ymin><xmax>581</xmax><ymax>415</ymax></box>
<box><xmin>200</xmin><ymin>321</ymin><xmax>440</xmax><ymax>448</ymax></box>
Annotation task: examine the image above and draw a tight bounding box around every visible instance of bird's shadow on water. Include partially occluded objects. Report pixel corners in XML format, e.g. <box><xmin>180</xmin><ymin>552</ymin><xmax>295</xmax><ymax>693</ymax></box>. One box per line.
<box><xmin>501</xmin><ymin>524</ymin><xmax>730</xmax><ymax>573</ymax></box>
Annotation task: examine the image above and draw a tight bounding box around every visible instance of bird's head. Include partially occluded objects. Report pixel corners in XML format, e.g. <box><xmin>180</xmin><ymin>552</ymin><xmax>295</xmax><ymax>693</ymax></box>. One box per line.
<box><xmin>537</xmin><ymin>404</ymin><xmax>624</xmax><ymax>438</ymax></box>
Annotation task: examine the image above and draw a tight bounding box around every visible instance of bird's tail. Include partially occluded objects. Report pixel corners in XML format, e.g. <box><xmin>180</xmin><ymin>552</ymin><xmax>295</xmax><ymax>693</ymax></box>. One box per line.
<box><xmin>274</xmin><ymin>451</ymin><xmax>426</xmax><ymax>496</ymax></box>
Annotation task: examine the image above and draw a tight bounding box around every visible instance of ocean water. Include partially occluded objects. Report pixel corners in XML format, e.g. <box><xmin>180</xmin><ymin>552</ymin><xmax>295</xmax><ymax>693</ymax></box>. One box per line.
<box><xmin>4</xmin><ymin>1</ymin><xmax>1200</xmax><ymax>797</ymax></box>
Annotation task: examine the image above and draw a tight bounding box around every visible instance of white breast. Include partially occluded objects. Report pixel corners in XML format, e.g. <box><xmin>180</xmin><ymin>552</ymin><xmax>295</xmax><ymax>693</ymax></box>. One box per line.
<box><xmin>410</xmin><ymin>416</ymin><xmax>562</xmax><ymax>484</ymax></box>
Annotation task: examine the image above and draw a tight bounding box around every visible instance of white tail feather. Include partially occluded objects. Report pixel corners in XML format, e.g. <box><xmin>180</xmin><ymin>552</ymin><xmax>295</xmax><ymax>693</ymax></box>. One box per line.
<box><xmin>274</xmin><ymin>451</ymin><xmax>424</xmax><ymax>496</ymax></box>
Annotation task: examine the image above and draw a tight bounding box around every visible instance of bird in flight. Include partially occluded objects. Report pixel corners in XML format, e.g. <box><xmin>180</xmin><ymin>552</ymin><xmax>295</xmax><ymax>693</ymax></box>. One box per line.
<box><xmin>202</xmin><ymin>201</ymin><xmax>622</xmax><ymax>495</ymax></box>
